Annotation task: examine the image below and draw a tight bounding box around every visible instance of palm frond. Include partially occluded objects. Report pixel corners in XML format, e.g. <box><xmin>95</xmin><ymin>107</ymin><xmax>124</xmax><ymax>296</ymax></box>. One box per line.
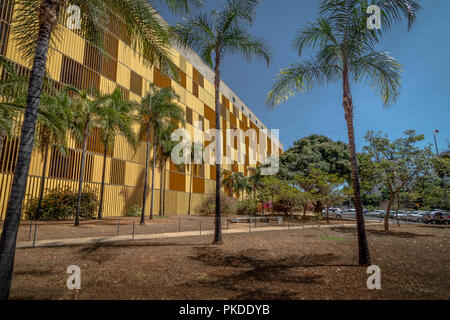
<box><xmin>267</xmin><ymin>60</ymin><xmax>341</xmax><ymax>107</ymax></box>
<box><xmin>349</xmin><ymin>50</ymin><xmax>402</xmax><ymax>106</ymax></box>
<box><xmin>223</xmin><ymin>27</ymin><xmax>272</xmax><ymax>66</ymax></box>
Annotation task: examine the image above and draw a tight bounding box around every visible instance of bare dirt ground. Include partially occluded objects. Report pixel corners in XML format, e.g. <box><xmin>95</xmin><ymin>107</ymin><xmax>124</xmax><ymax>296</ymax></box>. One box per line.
<box><xmin>9</xmin><ymin>222</ymin><xmax>449</xmax><ymax>300</ymax></box>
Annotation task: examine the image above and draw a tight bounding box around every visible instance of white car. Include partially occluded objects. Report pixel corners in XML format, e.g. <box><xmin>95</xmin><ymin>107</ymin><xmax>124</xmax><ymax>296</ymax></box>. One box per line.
<box><xmin>405</xmin><ymin>211</ymin><xmax>427</xmax><ymax>223</ymax></box>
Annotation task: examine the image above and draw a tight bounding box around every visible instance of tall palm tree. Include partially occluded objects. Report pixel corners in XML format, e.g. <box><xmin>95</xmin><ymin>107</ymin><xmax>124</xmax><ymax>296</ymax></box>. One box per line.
<box><xmin>97</xmin><ymin>88</ymin><xmax>138</xmax><ymax>220</ymax></box>
<box><xmin>137</xmin><ymin>84</ymin><xmax>184</xmax><ymax>224</ymax></box>
<box><xmin>267</xmin><ymin>0</ymin><xmax>420</xmax><ymax>266</ymax></box>
<box><xmin>35</xmin><ymin>86</ymin><xmax>74</xmax><ymax>220</ymax></box>
<box><xmin>174</xmin><ymin>0</ymin><xmax>272</xmax><ymax>244</ymax></box>
<box><xmin>71</xmin><ymin>89</ymin><xmax>109</xmax><ymax>226</ymax></box>
<box><xmin>0</xmin><ymin>0</ymin><xmax>201</xmax><ymax>299</ymax></box>
<box><xmin>158</xmin><ymin>128</ymin><xmax>177</xmax><ymax>216</ymax></box>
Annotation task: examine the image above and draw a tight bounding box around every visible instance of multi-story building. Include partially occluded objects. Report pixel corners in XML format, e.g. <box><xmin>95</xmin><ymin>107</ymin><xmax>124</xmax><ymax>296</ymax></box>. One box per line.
<box><xmin>0</xmin><ymin>1</ymin><xmax>283</xmax><ymax>219</ymax></box>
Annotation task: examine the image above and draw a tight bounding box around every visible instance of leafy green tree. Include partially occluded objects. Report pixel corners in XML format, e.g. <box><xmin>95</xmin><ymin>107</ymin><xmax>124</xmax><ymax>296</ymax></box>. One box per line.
<box><xmin>174</xmin><ymin>0</ymin><xmax>272</xmax><ymax>244</ymax></box>
<box><xmin>278</xmin><ymin>135</ymin><xmax>350</xmax><ymax>181</ymax></box>
<box><xmin>267</xmin><ymin>0</ymin><xmax>420</xmax><ymax>266</ymax></box>
<box><xmin>363</xmin><ymin>130</ymin><xmax>433</xmax><ymax>231</ymax></box>
<box><xmin>0</xmin><ymin>0</ymin><xmax>201</xmax><ymax>299</ymax></box>
<box><xmin>97</xmin><ymin>88</ymin><xmax>138</xmax><ymax>220</ymax></box>
<box><xmin>137</xmin><ymin>84</ymin><xmax>184</xmax><ymax>224</ymax></box>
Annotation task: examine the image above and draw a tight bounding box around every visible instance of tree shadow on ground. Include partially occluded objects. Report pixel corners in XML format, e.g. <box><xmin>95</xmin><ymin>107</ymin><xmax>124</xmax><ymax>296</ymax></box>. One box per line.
<box><xmin>330</xmin><ymin>227</ymin><xmax>434</xmax><ymax>238</ymax></box>
<box><xmin>183</xmin><ymin>246</ymin><xmax>358</xmax><ymax>300</ymax></box>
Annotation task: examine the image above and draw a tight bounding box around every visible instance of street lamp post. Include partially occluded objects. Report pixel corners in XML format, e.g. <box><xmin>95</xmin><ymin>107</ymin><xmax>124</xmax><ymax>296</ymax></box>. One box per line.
<box><xmin>433</xmin><ymin>129</ymin><xmax>440</xmax><ymax>155</ymax></box>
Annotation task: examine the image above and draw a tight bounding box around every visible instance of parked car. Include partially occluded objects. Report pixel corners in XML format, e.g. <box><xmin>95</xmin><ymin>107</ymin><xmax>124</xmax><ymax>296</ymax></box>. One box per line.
<box><xmin>405</xmin><ymin>211</ymin><xmax>427</xmax><ymax>223</ymax></box>
<box><xmin>366</xmin><ymin>210</ymin><xmax>384</xmax><ymax>218</ymax></box>
<box><xmin>322</xmin><ymin>208</ymin><xmax>341</xmax><ymax>214</ymax></box>
<box><xmin>433</xmin><ymin>212</ymin><xmax>449</xmax><ymax>225</ymax></box>
<box><xmin>390</xmin><ymin>210</ymin><xmax>409</xmax><ymax>221</ymax></box>
<box><xmin>423</xmin><ymin>211</ymin><xmax>439</xmax><ymax>224</ymax></box>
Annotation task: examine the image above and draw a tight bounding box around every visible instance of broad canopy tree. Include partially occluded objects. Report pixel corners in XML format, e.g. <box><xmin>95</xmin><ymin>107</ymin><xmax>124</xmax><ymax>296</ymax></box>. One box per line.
<box><xmin>363</xmin><ymin>130</ymin><xmax>433</xmax><ymax>231</ymax></box>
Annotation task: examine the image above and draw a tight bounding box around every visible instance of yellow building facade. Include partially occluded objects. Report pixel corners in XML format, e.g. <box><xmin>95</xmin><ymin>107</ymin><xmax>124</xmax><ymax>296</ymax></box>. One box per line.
<box><xmin>0</xmin><ymin>0</ymin><xmax>283</xmax><ymax>219</ymax></box>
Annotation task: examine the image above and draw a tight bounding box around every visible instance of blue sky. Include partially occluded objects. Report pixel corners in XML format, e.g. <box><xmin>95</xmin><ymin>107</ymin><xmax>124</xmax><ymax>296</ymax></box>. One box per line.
<box><xmin>158</xmin><ymin>0</ymin><xmax>449</xmax><ymax>152</ymax></box>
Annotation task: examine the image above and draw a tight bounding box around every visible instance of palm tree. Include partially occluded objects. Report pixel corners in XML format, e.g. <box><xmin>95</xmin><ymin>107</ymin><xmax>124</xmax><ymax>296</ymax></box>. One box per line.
<box><xmin>267</xmin><ymin>0</ymin><xmax>420</xmax><ymax>266</ymax></box>
<box><xmin>35</xmin><ymin>86</ymin><xmax>74</xmax><ymax>220</ymax></box>
<box><xmin>158</xmin><ymin>127</ymin><xmax>178</xmax><ymax>216</ymax></box>
<box><xmin>71</xmin><ymin>89</ymin><xmax>109</xmax><ymax>226</ymax></box>
<box><xmin>0</xmin><ymin>0</ymin><xmax>201</xmax><ymax>299</ymax></box>
<box><xmin>221</xmin><ymin>172</ymin><xmax>247</xmax><ymax>199</ymax></box>
<box><xmin>174</xmin><ymin>0</ymin><xmax>272</xmax><ymax>244</ymax></box>
<box><xmin>187</xmin><ymin>141</ymin><xmax>203</xmax><ymax>215</ymax></box>
<box><xmin>97</xmin><ymin>88</ymin><xmax>138</xmax><ymax>220</ymax></box>
<box><xmin>137</xmin><ymin>84</ymin><xmax>184</xmax><ymax>224</ymax></box>
<box><xmin>0</xmin><ymin>57</ymin><xmax>28</xmax><ymax>154</ymax></box>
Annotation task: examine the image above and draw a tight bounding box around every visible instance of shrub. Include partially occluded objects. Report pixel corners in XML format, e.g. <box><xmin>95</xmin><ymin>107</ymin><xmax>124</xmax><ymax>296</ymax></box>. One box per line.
<box><xmin>126</xmin><ymin>204</ymin><xmax>142</xmax><ymax>217</ymax></box>
<box><xmin>197</xmin><ymin>193</ymin><xmax>237</xmax><ymax>216</ymax></box>
<box><xmin>272</xmin><ymin>185</ymin><xmax>301</xmax><ymax>215</ymax></box>
<box><xmin>25</xmin><ymin>187</ymin><xmax>98</xmax><ymax>221</ymax></box>
<box><xmin>237</xmin><ymin>199</ymin><xmax>258</xmax><ymax>216</ymax></box>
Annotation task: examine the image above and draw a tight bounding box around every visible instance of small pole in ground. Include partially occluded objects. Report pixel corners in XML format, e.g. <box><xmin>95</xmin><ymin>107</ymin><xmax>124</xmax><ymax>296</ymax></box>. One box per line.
<box><xmin>249</xmin><ymin>221</ymin><xmax>251</xmax><ymax>232</ymax></box>
<box><xmin>227</xmin><ymin>218</ymin><xmax>229</xmax><ymax>230</ymax></box>
<box><xmin>255</xmin><ymin>217</ymin><xmax>257</xmax><ymax>229</ymax></box>
<box><xmin>288</xmin><ymin>216</ymin><xmax>290</xmax><ymax>230</ymax></box>
<box><xmin>179</xmin><ymin>217</ymin><xmax>181</xmax><ymax>232</ymax></box>
<box><xmin>117</xmin><ymin>220</ymin><xmax>120</xmax><ymax>236</ymax></box>
<box><xmin>28</xmin><ymin>221</ymin><xmax>33</xmax><ymax>241</ymax></box>
<box><xmin>132</xmin><ymin>221</ymin><xmax>135</xmax><ymax>240</ymax></box>
<box><xmin>199</xmin><ymin>220</ymin><xmax>202</xmax><ymax>236</ymax></box>
<box><xmin>32</xmin><ymin>223</ymin><xmax>38</xmax><ymax>248</ymax></box>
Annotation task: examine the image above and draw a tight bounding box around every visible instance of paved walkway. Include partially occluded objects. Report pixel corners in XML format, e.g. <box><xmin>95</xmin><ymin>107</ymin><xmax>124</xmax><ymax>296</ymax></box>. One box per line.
<box><xmin>16</xmin><ymin>221</ymin><xmax>384</xmax><ymax>249</ymax></box>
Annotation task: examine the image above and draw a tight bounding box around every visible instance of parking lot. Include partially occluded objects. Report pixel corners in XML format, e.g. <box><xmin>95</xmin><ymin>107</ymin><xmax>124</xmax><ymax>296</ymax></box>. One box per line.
<box><xmin>325</xmin><ymin>208</ymin><xmax>449</xmax><ymax>225</ymax></box>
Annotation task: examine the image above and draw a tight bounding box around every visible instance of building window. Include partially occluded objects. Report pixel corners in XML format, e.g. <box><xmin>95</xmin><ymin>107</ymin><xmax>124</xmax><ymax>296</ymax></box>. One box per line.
<box><xmin>186</xmin><ymin>107</ymin><xmax>193</xmax><ymax>125</ymax></box>
<box><xmin>0</xmin><ymin>136</ymin><xmax>18</xmax><ymax>174</ymax></box>
<box><xmin>153</xmin><ymin>67</ymin><xmax>171</xmax><ymax>88</ymax></box>
<box><xmin>110</xmin><ymin>159</ymin><xmax>126</xmax><ymax>185</ymax></box>
<box><xmin>130</xmin><ymin>71</ymin><xmax>143</xmax><ymax>96</ymax></box>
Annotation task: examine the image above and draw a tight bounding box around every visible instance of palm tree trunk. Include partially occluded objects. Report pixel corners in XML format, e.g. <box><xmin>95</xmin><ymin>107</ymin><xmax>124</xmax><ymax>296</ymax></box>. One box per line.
<box><xmin>36</xmin><ymin>146</ymin><xmax>50</xmax><ymax>220</ymax></box>
<box><xmin>0</xmin><ymin>0</ymin><xmax>61</xmax><ymax>299</ymax></box>
<box><xmin>342</xmin><ymin>65</ymin><xmax>371</xmax><ymax>266</ymax></box>
<box><xmin>150</xmin><ymin>143</ymin><xmax>157</xmax><ymax>220</ymax></box>
<box><xmin>213</xmin><ymin>53</ymin><xmax>223</xmax><ymax>245</ymax></box>
<box><xmin>141</xmin><ymin>132</ymin><xmax>151</xmax><ymax>225</ymax></box>
<box><xmin>159</xmin><ymin>157</ymin><xmax>163</xmax><ymax>216</ymax></box>
<box><xmin>188</xmin><ymin>164</ymin><xmax>193</xmax><ymax>215</ymax></box>
<box><xmin>162</xmin><ymin>160</ymin><xmax>167</xmax><ymax>215</ymax></box>
<box><xmin>97</xmin><ymin>142</ymin><xmax>108</xmax><ymax>220</ymax></box>
<box><xmin>75</xmin><ymin>123</ymin><xmax>89</xmax><ymax>226</ymax></box>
